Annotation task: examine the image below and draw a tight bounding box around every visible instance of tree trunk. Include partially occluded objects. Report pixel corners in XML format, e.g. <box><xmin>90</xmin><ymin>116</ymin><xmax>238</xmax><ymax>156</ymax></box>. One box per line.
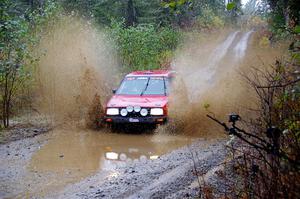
<box><xmin>2</xmin><ymin>100</ymin><xmax>7</xmax><ymax>127</ymax></box>
<box><xmin>2</xmin><ymin>72</ymin><xmax>9</xmax><ymax>128</ymax></box>
<box><xmin>5</xmin><ymin>101</ymin><xmax>9</xmax><ymax>127</ymax></box>
<box><xmin>1</xmin><ymin>67</ymin><xmax>16</xmax><ymax>128</ymax></box>
<box><xmin>126</xmin><ymin>0</ymin><xmax>137</xmax><ymax>26</ymax></box>
<box><xmin>2</xmin><ymin>86</ymin><xmax>9</xmax><ymax>128</ymax></box>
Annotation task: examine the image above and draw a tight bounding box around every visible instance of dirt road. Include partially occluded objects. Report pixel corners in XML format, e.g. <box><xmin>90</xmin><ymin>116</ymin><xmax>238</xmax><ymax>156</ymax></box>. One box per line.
<box><xmin>0</xmin><ymin>128</ymin><xmax>226</xmax><ymax>198</ymax></box>
<box><xmin>56</xmin><ymin>136</ymin><xmax>226</xmax><ymax>199</ymax></box>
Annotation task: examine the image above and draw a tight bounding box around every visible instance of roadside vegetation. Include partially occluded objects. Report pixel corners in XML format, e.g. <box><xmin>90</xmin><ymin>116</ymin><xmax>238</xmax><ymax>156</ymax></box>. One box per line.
<box><xmin>205</xmin><ymin>1</ymin><xmax>300</xmax><ymax>197</ymax></box>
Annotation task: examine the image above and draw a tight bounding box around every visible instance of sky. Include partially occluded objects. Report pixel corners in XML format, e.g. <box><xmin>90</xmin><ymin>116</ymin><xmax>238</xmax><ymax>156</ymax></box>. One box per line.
<box><xmin>241</xmin><ymin>0</ymin><xmax>263</xmax><ymax>6</ymax></box>
<box><xmin>225</xmin><ymin>0</ymin><xmax>251</xmax><ymax>7</ymax></box>
<box><xmin>241</xmin><ymin>0</ymin><xmax>250</xmax><ymax>6</ymax></box>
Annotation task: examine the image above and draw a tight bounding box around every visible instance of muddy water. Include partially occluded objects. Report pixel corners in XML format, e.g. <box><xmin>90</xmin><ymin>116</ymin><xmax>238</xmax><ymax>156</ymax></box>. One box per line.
<box><xmin>27</xmin><ymin>129</ymin><xmax>196</xmax><ymax>196</ymax></box>
<box><xmin>174</xmin><ymin>30</ymin><xmax>254</xmax><ymax>101</ymax></box>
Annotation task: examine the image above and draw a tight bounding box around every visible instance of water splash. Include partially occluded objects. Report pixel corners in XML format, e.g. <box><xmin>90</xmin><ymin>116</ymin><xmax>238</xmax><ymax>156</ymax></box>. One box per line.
<box><xmin>35</xmin><ymin>17</ymin><xmax>119</xmax><ymax>127</ymax></box>
<box><xmin>172</xmin><ymin>30</ymin><xmax>256</xmax><ymax>102</ymax></box>
<box><xmin>183</xmin><ymin>31</ymin><xmax>240</xmax><ymax>101</ymax></box>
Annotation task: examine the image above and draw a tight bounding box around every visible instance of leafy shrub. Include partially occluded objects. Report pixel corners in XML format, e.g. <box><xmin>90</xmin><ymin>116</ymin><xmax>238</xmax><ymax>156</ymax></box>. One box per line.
<box><xmin>109</xmin><ymin>21</ymin><xmax>181</xmax><ymax>72</ymax></box>
<box><xmin>0</xmin><ymin>0</ymin><xmax>61</xmax><ymax>127</ymax></box>
<box><xmin>195</xmin><ymin>7</ymin><xmax>225</xmax><ymax>31</ymax></box>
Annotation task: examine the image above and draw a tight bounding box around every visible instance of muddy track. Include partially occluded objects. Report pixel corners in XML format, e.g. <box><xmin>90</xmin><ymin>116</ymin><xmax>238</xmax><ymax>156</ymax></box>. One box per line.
<box><xmin>52</xmin><ymin>139</ymin><xmax>226</xmax><ymax>199</ymax></box>
<box><xmin>1</xmin><ymin>129</ymin><xmax>227</xmax><ymax>198</ymax></box>
<box><xmin>0</xmin><ymin>124</ymin><xmax>51</xmax><ymax>145</ymax></box>
<box><xmin>0</xmin><ymin>132</ymin><xmax>51</xmax><ymax>198</ymax></box>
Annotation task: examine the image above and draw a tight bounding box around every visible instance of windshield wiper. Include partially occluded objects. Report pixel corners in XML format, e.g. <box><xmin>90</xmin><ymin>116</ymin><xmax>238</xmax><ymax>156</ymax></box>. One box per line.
<box><xmin>140</xmin><ymin>77</ymin><xmax>150</xmax><ymax>96</ymax></box>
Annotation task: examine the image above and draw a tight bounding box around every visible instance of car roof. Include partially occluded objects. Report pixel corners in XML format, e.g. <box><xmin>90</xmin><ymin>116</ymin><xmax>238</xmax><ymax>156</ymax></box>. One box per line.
<box><xmin>126</xmin><ymin>70</ymin><xmax>175</xmax><ymax>77</ymax></box>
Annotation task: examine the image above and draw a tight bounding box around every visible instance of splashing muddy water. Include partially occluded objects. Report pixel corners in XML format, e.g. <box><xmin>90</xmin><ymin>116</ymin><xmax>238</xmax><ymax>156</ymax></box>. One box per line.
<box><xmin>173</xmin><ymin>30</ymin><xmax>254</xmax><ymax>101</ymax></box>
<box><xmin>35</xmin><ymin>17</ymin><xmax>119</xmax><ymax>127</ymax></box>
<box><xmin>166</xmin><ymin>29</ymin><xmax>285</xmax><ymax>136</ymax></box>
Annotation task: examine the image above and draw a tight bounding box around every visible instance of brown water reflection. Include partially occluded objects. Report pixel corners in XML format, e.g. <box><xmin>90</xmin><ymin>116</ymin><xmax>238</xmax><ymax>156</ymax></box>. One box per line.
<box><xmin>27</xmin><ymin>129</ymin><xmax>196</xmax><ymax>195</ymax></box>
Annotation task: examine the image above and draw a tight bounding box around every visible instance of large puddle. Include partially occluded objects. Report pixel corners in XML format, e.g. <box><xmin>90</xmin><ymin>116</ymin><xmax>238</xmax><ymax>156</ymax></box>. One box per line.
<box><xmin>27</xmin><ymin>129</ymin><xmax>197</xmax><ymax>196</ymax></box>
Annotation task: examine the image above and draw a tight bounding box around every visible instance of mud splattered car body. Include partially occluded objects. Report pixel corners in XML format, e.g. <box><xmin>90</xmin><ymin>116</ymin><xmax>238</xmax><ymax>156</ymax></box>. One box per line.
<box><xmin>104</xmin><ymin>70</ymin><xmax>175</xmax><ymax>125</ymax></box>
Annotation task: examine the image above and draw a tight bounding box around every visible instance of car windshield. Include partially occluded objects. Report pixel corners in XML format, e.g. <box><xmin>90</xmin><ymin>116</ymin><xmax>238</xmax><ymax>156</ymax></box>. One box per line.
<box><xmin>116</xmin><ymin>76</ymin><xmax>167</xmax><ymax>95</ymax></box>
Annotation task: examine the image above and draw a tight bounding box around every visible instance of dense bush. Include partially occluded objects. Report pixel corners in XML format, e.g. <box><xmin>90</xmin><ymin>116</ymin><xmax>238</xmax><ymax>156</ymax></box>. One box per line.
<box><xmin>194</xmin><ymin>7</ymin><xmax>225</xmax><ymax>31</ymax></box>
<box><xmin>109</xmin><ymin>21</ymin><xmax>181</xmax><ymax>72</ymax></box>
<box><xmin>0</xmin><ymin>0</ymin><xmax>61</xmax><ymax>127</ymax></box>
<box><xmin>0</xmin><ymin>0</ymin><xmax>35</xmax><ymax>127</ymax></box>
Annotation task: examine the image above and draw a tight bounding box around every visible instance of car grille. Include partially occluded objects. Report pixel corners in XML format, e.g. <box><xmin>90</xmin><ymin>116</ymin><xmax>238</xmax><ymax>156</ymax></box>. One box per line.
<box><xmin>119</xmin><ymin>107</ymin><xmax>151</xmax><ymax>117</ymax></box>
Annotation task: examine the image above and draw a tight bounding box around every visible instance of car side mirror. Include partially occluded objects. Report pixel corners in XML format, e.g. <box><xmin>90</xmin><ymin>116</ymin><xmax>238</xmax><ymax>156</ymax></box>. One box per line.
<box><xmin>112</xmin><ymin>89</ymin><xmax>117</xmax><ymax>94</ymax></box>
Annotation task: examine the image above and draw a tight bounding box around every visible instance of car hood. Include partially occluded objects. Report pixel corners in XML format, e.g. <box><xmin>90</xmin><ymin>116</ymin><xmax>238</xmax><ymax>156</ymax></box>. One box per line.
<box><xmin>106</xmin><ymin>95</ymin><xmax>168</xmax><ymax>108</ymax></box>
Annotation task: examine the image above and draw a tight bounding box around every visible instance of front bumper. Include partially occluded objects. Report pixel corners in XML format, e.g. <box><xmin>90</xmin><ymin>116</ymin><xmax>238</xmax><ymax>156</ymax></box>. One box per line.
<box><xmin>104</xmin><ymin>115</ymin><xmax>167</xmax><ymax>124</ymax></box>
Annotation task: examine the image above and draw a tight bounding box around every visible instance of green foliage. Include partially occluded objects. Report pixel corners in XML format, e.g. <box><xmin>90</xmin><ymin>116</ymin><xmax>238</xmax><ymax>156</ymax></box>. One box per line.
<box><xmin>63</xmin><ymin>0</ymin><xmax>168</xmax><ymax>26</ymax></box>
<box><xmin>265</xmin><ymin>0</ymin><xmax>300</xmax><ymax>26</ymax></box>
<box><xmin>162</xmin><ymin>0</ymin><xmax>190</xmax><ymax>9</ymax></box>
<box><xmin>294</xmin><ymin>25</ymin><xmax>300</xmax><ymax>34</ymax></box>
<box><xmin>91</xmin><ymin>0</ymin><xmax>128</xmax><ymax>25</ymax></box>
<box><xmin>225</xmin><ymin>0</ymin><xmax>242</xmax><ymax>24</ymax></box>
<box><xmin>0</xmin><ymin>0</ymin><xmax>31</xmax><ymax>126</ymax></box>
<box><xmin>0</xmin><ymin>0</ymin><xmax>31</xmax><ymax>85</ymax></box>
<box><xmin>29</xmin><ymin>1</ymin><xmax>63</xmax><ymax>31</ymax></box>
<box><xmin>195</xmin><ymin>7</ymin><xmax>225</xmax><ymax>30</ymax></box>
<box><xmin>0</xmin><ymin>0</ymin><xmax>61</xmax><ymax>127</ymax></box>
<box><xmin>263</xmin><ymin>0</ymin><xmax>300</xmax><ymax>38</ymax></box>
<box><xmin>226</xmin><ymin>2</ymin><xmax>236</xmax><ymax>11</ymax></box>
<box><xmin>109</xmin><ymin>21</ymin><xmax>181</xmax><ymax>71</ymax></box>
<box><xmin>61</xmin><ymin>0</ymin><xmax>227</xmax><ymax>28</ymax></box>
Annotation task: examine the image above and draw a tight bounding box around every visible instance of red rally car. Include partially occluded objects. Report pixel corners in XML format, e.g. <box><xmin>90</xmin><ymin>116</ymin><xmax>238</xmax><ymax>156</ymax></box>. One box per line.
<box><xmin>104</xmin><ymin>70</ymin><xmax>175</xmax><ymax>125</ymax></box>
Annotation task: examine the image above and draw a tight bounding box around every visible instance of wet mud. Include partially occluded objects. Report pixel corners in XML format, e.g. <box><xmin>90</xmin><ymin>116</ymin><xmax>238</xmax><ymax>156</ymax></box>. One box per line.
<box><xmin>0</xmin><ymin>129</ymin><xmax>198</xmax><ymax>198</ymax></box>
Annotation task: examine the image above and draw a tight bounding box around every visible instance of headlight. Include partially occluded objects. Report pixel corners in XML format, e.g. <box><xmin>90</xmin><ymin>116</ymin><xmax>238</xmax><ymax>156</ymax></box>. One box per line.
<box><xmin>126</xmin><ymin>106</ymin><xmax>133</xmax><ymax>112</ymax></box>
<box><xmin>106</xmin><ymin>108</ymin><xmax>119</xmax><ymax>115</ymax></box>
<box><xmin>140</xmin><ymin>108</ymin><xmax>148</xmax><ymax>116</ymax></box>
<box><xmin>150</xmin><ymin>108</ymin><xmax>164</xmax><ymax>116</ymax></box>
<box><xmin>105</xmin><ymin>152</ymin><xmax>118</xmax><ymax>160</ymax></box>
<box><xmin>120</xmin><ymin>108</ymin><xmax>128</xmax><ymax>117</ymax></box>
<box><xmin>134</xmin><ymin>105</ymin><xmax>141</xmax><ymax>112</ymax></box>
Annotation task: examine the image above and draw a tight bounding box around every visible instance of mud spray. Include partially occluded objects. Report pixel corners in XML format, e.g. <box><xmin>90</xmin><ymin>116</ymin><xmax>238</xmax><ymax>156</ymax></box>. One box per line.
<box><xmin>35</xmin><ymin>17</ymin><xmax>286</xmax><ymax>135</ymax></box>
<box><xmin>161</xmin><ymin>29</ymin><xmax>287</xmax><ymax>136</ymax></box>
<box><xmin>35</xmin><ymin>16</ymin><xmax>119</xmax><ymax>128</ymax></box>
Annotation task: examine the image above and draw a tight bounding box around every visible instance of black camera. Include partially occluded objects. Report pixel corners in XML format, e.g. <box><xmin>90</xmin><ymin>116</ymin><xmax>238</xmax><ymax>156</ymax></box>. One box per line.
<box><xmin>266</xmin><ymin>126</ymin><xmax>281</xmax><ymax>139</ymax></box>
<box><xmin>229</xmin><ymin>113</ymin><xmax>240</xmax><ymax>123</ymax></box>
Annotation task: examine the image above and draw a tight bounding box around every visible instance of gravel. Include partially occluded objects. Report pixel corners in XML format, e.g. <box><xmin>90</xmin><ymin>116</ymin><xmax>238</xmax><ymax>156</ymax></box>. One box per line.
<box><xmin>0</xmin><ymin>132</ymin><xmax>50</xmax><ymax>198</ymax></box>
